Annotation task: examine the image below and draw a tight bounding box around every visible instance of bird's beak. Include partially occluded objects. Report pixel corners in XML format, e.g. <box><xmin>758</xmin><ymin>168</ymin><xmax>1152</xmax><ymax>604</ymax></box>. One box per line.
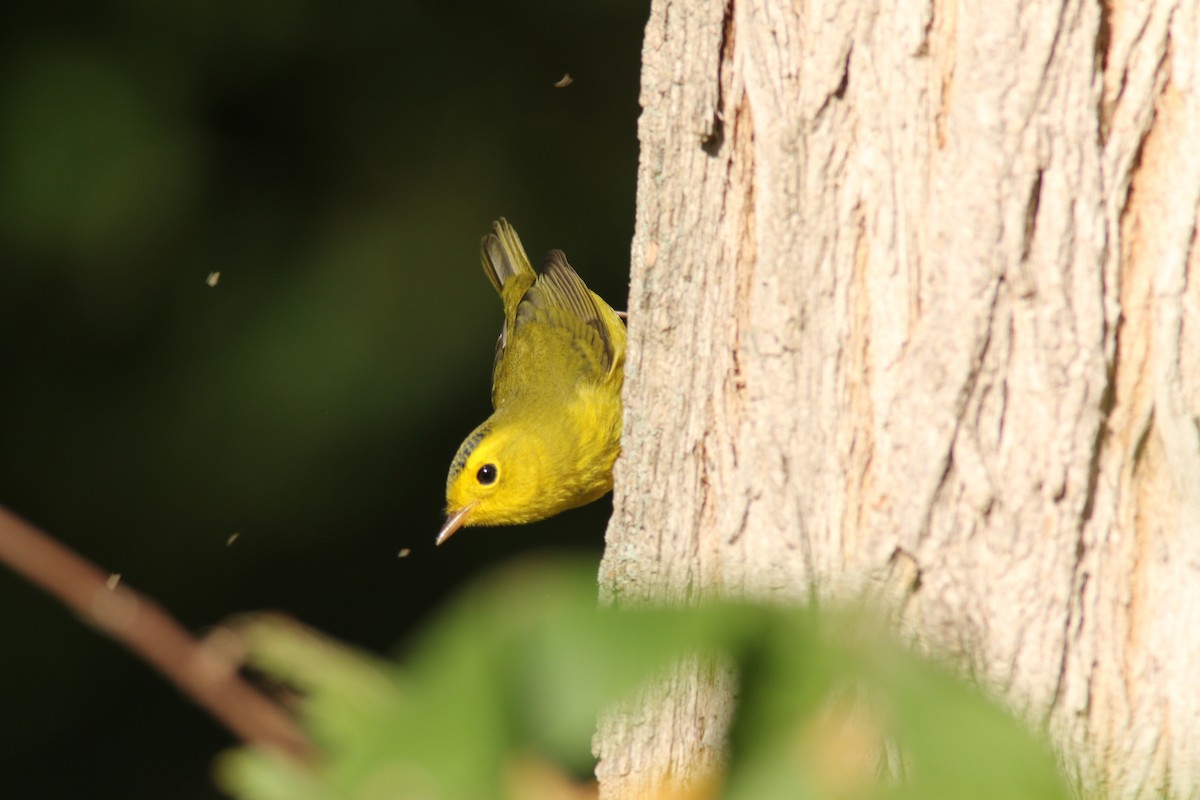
<box><xmin>435</xmin><ymin>504</ymin><xmax>475</xmax><ymax>546</ymax></box>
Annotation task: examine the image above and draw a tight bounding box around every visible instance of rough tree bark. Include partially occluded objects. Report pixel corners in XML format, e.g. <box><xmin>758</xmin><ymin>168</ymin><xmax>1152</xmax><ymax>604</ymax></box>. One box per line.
<box><xmin>595</xmin><ymin>1</ymin><xmax>1200</xmax><ymax>798</ymax></box>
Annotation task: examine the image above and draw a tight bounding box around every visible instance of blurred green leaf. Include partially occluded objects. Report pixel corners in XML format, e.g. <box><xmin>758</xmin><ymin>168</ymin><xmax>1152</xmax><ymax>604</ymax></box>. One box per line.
<box><xmin>216</xmin><ymin>558</ymin><xmax>1071</xmax><ymax>800</ymax></box>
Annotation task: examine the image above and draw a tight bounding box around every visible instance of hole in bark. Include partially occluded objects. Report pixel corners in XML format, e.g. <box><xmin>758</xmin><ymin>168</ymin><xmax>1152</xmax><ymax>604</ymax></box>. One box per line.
<box><xmin>702</xmin><ymin>117</ymin><xmax>725</xmax><ymax>156</ymax></box>
<box><xmin>833</xmin><ymin>61</ymin><xmax>849</xmax><ymax>100</ymax></box>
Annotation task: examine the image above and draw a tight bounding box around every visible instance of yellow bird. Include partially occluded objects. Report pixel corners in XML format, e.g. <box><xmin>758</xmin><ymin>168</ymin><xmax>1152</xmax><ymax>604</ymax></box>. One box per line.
<box><xmin>436</xmin><ymin>219</ymin><xmax>626</xmax><ymax>545</ymax></box>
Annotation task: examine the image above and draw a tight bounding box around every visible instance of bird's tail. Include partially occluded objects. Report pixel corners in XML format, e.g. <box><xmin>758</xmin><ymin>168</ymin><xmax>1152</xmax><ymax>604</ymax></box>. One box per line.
<box><xmin>480</xmin><ymin>218</ymin><xmax>535</xmax><ymax>295</ymax></box>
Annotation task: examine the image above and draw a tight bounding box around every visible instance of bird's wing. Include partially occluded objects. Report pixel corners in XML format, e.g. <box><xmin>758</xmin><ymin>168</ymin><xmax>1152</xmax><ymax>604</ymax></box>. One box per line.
<box><xmin>519</xmin><ymin>250</ymin><xmax>614</xmax><ymax>373</ymax></box>
<box><xmin>491</xmin><ymin>250</ymin><xmax>616</xmax><ymax>406</ymax></box>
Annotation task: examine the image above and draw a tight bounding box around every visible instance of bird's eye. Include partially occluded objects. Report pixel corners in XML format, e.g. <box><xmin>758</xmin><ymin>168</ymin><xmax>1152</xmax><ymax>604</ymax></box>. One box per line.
<box><xmin>476</xmin><ymin>464</ymin><xmax>498</xmax><ymax>485</ymax></box>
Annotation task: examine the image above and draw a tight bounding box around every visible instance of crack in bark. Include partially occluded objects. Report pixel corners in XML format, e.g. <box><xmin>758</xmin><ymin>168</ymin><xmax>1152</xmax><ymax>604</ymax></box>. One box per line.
<box><xmin>917</xmin><ymin>277</ymin><xmax>1004</xmax><ymax>543</ymax></box>
<box><xmin>1103</xmin><ymin>7</ymin><xmax>1163</xmax><ymax>152</ymax></box>
<box><xmin>1081</xmin><ymin>361</ymin><xmax>1117</xmax><ymax>528</ymax></box>
<box><xmin>930</xmin><ymin>0</ymin><xmax>957</xmax><ymax>150</ymax></box>
<box><xmin>1096</xmin><ymin>0</ymin><xmax>1114</xmax><ymax>143</ymax></box>
<box><xmin>1046</xmin><ymin>367</ymin><xmax>1112</xmax><ymax>722</ymax></box>
<box><xmin>1021</xmin><ymin>168</ymin><xmax>1045</xmax><ymax>261</ymax></box>
<box><xmin>1046</xmin><ymin>567</ymin><xmax>1089</xmax><ymax>725</ymax></box>
<box><xmin>1095</xmin><ymin>0</ymin><xmax>1113</xmax><ymax>73</ymax></box>
<box><xmin>702</xmin><ymin>0</ymin><xmax>735</xmax><ymax>156</ymax></box>
<box><xmin>811</xmin><ymin>45</ymin><xmax>853</xmax><ymax>125</ymax></box>
<box><xmin>1044</xmin><ymin>150</ymin><xmax>1119</xmax><ymax>721</ymax></box>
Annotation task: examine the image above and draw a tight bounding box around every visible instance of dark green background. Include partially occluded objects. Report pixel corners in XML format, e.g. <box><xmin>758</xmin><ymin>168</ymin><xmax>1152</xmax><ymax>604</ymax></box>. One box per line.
<box><xmin>0</xmin><ymin>2</ymin><xmax>645</xmax><ymax>796</ymax></box>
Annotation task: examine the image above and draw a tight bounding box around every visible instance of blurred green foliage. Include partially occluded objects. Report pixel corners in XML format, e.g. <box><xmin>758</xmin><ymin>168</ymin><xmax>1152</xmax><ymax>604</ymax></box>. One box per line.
<box><xmin>217</xmin><ymin>557</ymin><xmax>1070</xmax><ymax>800</ymax></box>
<box><xmin>0</xmin><ymin>2</ymin><xmax>644</xmax><ymax>797</ymax></box>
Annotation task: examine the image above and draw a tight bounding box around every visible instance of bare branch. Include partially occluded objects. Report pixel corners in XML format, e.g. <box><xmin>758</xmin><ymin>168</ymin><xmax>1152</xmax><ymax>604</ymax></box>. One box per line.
<box><xmin>0</xmin><ymin>505</ymin><xmax>315</xmax><ymax>761</ymax></box>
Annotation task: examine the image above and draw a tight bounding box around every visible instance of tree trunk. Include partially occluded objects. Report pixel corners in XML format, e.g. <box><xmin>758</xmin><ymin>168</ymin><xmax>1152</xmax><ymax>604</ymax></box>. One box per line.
<box><xmin>596</xmin><ymin>0</ymin><xmax>1200</xmax><ymax>798</ymax></box>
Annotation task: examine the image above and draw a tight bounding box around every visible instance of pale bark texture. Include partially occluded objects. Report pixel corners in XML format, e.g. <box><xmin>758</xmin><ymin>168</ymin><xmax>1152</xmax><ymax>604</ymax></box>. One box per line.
<box><xmin>596</xmin><ymin>0</ymin><xmax>1200</xmax><ymax>798</ymax></box>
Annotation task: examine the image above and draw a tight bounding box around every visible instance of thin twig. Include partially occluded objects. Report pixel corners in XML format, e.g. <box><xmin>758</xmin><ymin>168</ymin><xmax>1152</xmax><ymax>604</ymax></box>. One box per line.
<box><xmin>0</xmin><ymin>504</ymin><xmax>315</xmax><ymax>761</ymax></box>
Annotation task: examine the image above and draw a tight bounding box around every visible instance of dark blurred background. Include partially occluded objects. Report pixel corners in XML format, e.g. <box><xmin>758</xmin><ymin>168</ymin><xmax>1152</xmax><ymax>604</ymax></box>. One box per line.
<box><xmin>0</xmin><ymin>1</ymin><xmax>645</xmax><ymax>796</ymax></box>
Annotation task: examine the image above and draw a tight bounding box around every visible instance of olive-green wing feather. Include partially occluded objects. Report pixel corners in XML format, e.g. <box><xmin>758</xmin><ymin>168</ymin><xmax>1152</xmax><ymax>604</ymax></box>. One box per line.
<box><xmin>518</xmin><ymin>251</ymin><xmax>615</xmax><ymax>373</ymax></box>
<box><xmin>491</xmin><ymin>250</ymin><xmax>618</xmax><ymax>407</ymax></box>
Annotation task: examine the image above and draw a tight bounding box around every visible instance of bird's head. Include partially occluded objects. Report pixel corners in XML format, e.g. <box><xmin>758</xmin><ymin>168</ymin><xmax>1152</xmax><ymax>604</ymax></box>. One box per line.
<box><xmin>438</xmin><ymin>422</ymin><xmax>543</xmax><ymax>544</ymax></box>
